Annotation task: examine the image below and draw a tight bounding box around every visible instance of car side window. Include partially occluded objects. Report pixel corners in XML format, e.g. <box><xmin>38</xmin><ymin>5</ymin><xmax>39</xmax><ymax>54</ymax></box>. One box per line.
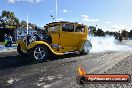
<box><xmin>75</xmin><ymin>26</ymin><xmax>85</xmax><ymax>32</ymax></box>
<box><xmin>62</xmin><ymin>24</ymin><xmax>74</xmax><ymax>32</ymax></box>
<box><xmin>48</xmin><ymin>25</ymin><xmax>60</xmax><ymax>32</ymax></box>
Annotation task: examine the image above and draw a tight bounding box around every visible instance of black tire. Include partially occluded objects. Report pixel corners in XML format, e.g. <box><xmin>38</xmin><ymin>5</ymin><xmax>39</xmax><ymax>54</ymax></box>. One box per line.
<box><xmin>17</xmin><ymin>44</ymin><xmax>28</xmax><ymax>56</ymax></box>
<box><xmin>80</xmin><ymin>40</ymin><xmax>92</xmax><ymax>55</ymax></box>
<box><xmin>29</xmin><ymin>45</ymin><xmax>49</xmax><ymax>62</ymax></box>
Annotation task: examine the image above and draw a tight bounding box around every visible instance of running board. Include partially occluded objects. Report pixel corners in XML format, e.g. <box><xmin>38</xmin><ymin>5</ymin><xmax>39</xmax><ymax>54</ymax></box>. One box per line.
<box><xmin>63</xmin><ymin>51</ymin><xmax>80</xmax><ymax>54</ymax></box>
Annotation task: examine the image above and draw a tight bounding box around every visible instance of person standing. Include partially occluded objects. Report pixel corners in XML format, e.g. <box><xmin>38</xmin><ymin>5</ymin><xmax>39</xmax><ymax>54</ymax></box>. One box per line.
<box><xmin>8</xmin><ymin>34</ymin><xmax>13</xmax><ymax>47</ymax></box>
<box><xmin>4</xmin><ymin>34</ymin><xmax>8</xmax><ymax>47</ymax></box>
<box><xmin>4</xmin><ymin>34</ymin><xmax>13</xmax><ymax>47</ymax></box>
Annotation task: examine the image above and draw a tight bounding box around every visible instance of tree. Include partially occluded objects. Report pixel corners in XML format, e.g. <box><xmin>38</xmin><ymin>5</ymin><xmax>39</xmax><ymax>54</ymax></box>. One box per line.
<box><xmin>2</xmin><ymin>10</ymin><xmax>7</xmax><ymax>17</ymax></box>
<box><xmin>1</xmin><ymin>10</ymin><xmax>20</xmax><ymax>28</ymax></box>
<box><xmin>20</xmin><ymin>20</ymin><xmax>27</xmax><ymax>28</ymax></box>
<box><xmin>96</xmin><ymin>29</ymin><xmax>105</xmax><ymax>37</ymax></box>
<box><xmin>121</xmin><ymin>30</ymin><xmax>129</xmax><ymax>39</ymax></box>
<box><xmin>128</xmin><ymin>30</ymin><xmax>132</xmax><ymax>38</ymax></box>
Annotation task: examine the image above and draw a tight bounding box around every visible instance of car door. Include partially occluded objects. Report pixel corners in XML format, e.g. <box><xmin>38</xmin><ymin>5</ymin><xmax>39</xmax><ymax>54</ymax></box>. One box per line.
<box><xmin>59</xmin><ymin>23</ymin><xmax>78</xmax><ymax>52</ymax></box>
<box><xmin>74</xmin><ymin>25</ymin><xmax>87</xmax><ymax>45</ymax></box>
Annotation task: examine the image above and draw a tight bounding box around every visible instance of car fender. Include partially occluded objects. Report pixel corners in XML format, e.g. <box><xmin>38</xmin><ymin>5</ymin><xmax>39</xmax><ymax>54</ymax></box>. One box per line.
<box><xmin>16</xmin><ymin>40</ymin><xmax>27</xmax><ymax>50</ymax></box>
<box><xmin>27</xmin><ymin>41</ymin><xmax>64</xmax><ymax>55</ymax></box>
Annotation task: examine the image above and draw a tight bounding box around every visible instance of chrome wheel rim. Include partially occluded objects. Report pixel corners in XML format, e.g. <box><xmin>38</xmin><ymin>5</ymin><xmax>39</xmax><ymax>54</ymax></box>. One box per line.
<box><xmin>83</xmin><ymin>41</ymin><xmax>91</xmax><ymax>53</ymax></box>
<box><xmin>34</xmin><ymin>47</ymin><xmax>46</xmax><ymax>60</ymax></box>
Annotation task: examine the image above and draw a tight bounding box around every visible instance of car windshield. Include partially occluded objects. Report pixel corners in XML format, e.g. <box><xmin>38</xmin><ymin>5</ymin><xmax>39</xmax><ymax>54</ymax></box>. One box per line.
<box><xmin>48</xmin><ymin>25</ymin><xmax>60</xmax><ymax>32</ymax></box>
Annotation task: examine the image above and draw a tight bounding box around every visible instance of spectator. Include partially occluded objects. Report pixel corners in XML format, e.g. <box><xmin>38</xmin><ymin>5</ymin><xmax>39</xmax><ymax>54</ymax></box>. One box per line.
<box><xmin>4</xmin><ymin>34</ymin><xmax>8</xmax><ymax>47</ymax></box>
<box><xmin>4</xmin><ymin>34</ymin><xmax>13</xmax><ymax>47</ymax></box>
<box><xmin>8</xmin><ymin>35</ymin><xmax>13</xmax><ymax>47</ymax></box>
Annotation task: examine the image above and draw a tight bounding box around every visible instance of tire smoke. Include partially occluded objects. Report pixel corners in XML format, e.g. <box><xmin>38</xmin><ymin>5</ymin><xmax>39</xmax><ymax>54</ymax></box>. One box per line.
<box><xmin>88</xmin><ymin>36</ymin><xmax>132</xmax><ymax>53</ymax></box>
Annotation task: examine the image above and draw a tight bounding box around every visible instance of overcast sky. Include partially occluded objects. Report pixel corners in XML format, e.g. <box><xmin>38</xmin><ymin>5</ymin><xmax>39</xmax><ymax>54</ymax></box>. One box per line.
<box><xmin>0</xmin><ymin>0</ymin><xmax>132</xmax><ymax>32</ymax></box>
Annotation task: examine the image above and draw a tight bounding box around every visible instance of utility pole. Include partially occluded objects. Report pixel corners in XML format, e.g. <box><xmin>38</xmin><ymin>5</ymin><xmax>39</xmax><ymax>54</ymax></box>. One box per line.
<box><xmin>26</xmin><ymin>12</ymin><xmax>29</xmax><ymax>47</ymax></box>
<box><xmin>56</xmin><ymin>0</ymin><xmax>58</xmax><ymax>22</ymax></box>
<box><xmin>27</xmin><ymin>12</ymin><xmax>29</xmax><ymax>34</ymax></box>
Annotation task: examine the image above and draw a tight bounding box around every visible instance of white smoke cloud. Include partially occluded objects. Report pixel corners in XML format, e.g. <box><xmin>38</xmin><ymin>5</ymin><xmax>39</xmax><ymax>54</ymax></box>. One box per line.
<box><xmin>89</xmin><ymin>36</ymin><xmax>132</xmax><ymax>53</ymax></box>
<box><xmin>7</xmin><ymin>0</ymin><xmax>43</xmax><ymax>3</ymax></box>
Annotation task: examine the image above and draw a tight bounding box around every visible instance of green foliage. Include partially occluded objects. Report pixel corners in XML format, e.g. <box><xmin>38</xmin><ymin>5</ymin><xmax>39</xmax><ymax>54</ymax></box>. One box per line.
<box><xmin>0</xmin><ymin>10</ymin><xmax>38</xmax><ymax>29</ymax></box>
<box><xmin>20</xmin><ymin>20</ymin><xmax>27</xmax><ymax>28</ymax></box>
<box><xmin>121</xmin><ymin>30</ymin><xmax>129</xmax><ymax>39</ymax></box>
<box><xmin>1</xmin><ymin>10</ymin><xmax>20</xmax><ymax>28</ymax></box>
<box><xmin>128</xmin><ymin>30</ymin><xmax>132</xmax><ymax>38</ymax></box>
<box><xmin>96</xmin><ymin>29</ymin><xmax>105</xmax><ymax>37</ymax></box>
<box><xmin>2</xmin><ymin>10</ymin><xmax>7</xmax><ymax>17</ymax></box>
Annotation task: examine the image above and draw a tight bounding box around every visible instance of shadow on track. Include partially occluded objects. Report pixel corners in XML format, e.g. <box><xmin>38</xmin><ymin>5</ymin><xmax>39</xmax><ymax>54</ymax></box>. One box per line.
<box><xmin>0</xmin><ymin>52</ymin><xmax>82</xmax><ymax>70</ymax></box>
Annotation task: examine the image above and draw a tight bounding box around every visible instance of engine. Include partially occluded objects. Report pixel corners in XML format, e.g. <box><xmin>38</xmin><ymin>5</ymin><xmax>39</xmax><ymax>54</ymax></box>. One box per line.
<box><xmin>24</xmin><ymin>33</ymin><xmax>52</xmax><ymax>45</ymax></box>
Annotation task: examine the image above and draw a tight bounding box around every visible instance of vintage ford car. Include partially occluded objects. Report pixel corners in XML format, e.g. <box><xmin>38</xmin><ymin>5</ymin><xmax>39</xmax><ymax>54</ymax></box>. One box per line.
<box><xmin>17</xmin><ymin>21</ymin><xmax>92</xmax><ymax>62</ymax></box>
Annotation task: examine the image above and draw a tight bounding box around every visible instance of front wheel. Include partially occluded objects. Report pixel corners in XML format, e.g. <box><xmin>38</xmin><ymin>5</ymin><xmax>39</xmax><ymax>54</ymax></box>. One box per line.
<box><xmin>30</xmin><ymin>45</ymin><xmax>49</xmax><ymax>62</ymax></box>
<box><xmin>80</xmin><ymin>40</ymin><xmax>92</xmax><ymax>55</ymax></box>
<box><xmin>17</xmin><ymin>44</ymin><xmax>27</xmax><ymax>56</ymax></box>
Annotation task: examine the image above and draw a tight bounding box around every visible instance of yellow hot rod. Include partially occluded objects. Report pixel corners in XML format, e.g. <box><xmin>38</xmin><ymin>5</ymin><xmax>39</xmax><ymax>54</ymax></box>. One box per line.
<box><xmin>17</xmin><ymin>21</ymin><xmax>92</xmax><ymax>62</ymax></box>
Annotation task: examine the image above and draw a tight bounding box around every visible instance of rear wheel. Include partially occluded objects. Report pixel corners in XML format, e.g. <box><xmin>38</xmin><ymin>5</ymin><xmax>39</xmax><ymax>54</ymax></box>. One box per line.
<box><xmin>30</xmin><ymin>45</ymin><xmax>49</xmax><ymax>62</ymax></box>
<box><xmin>17</xmin><ymin>44</ymin><xmax>27</xmax><ymax>56</ymax></box>
<box><xmin>80</xmin><ymin>40</ymin><xmax>92</xmax><ymax>55</ymax></box>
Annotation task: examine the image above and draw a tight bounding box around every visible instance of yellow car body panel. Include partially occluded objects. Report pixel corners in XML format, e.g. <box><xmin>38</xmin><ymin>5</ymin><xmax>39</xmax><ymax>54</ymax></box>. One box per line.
<box><xmin>49</xmin><ymin>32</ymin><xmax>60</xmax><ymax>46</ymax></box>
<box><xmin>16</xmin><ymin>40</ymin><xmax>27</xmax><ymax>50</ymax></box>
<box><xmin>27</xmin><ymin>41</ymin><xmax>64</xmax><ymax>55</ymax></box>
